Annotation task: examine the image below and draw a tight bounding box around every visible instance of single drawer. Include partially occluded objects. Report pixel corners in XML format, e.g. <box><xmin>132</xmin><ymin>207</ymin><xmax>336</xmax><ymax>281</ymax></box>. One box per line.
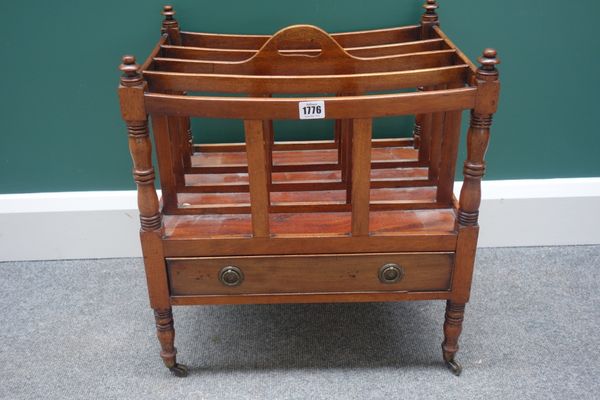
<box><xmin>167</xmin><ymin>253</ymin><xmax>453</xmax><ymax>296</ymax></box>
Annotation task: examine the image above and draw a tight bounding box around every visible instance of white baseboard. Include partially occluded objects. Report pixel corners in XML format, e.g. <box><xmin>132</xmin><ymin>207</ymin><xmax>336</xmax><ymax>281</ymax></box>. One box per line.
<box><xmin>1</xmin><ymin>178</ymin><xmax>599</xmax><ymax>261</ymax></box>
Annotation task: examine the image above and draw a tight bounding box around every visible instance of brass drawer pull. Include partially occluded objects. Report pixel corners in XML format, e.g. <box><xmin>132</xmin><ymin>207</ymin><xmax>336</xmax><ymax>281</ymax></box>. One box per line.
<box><xmin>219</xmin><ymin>266</ymin><xmax>244</xmax><ymax>286</ymax></box>
<box><xmin>378</xmin><ymin>263</ymin><xmax>404</xmax><ymax>284</ymax></box>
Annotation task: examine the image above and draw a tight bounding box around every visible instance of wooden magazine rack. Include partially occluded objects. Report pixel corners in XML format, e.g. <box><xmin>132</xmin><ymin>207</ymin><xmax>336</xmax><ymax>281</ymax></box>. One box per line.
<box><xmin>118</xmin><ymin>0</ymin><xmax>500</xmax><ymax>377</ymax></box>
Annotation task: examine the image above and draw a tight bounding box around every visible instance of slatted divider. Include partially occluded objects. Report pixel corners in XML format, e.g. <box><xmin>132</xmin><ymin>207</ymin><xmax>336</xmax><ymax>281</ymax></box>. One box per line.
<box><xmin>428</xmin><ymin>111</ymin><xmax>446</xmax><ymax>181</ymax></box>
<box><xmin>350</xmin><ymin>119</ymin><xmax>373</xmax><ymax>236</ymax></box>
<box><xmin>167</xmin><ymin>116</ymin><xmax>186</xmax><ymax>191</ymax></box>
<box><xmin>179</xmin><ymin>25</ymin><xmax>421</xmax><ymax>49</ymax></box>
<box><xmin>142</xmin><ymin>23</ymin><xmax>476</xmax><ymax>228</ymax></box>
<box><xmin>160</xmin><ymin>38</ymin><xmax>449</xmax><ymax>61</ymax></box>
<box><xmin>436</xmin><ymin>110</ymin><xmax>462</xmax><ymax>204</ymax></box>
<box><xmin>150</xmin><ymin>114</ymin><xmax>178</xmax><ymax>211</ymax></box>
<box><xmin>244</xmin><ymin>120</ymin><xmax>270</xmax><ymax>237</ymax></box>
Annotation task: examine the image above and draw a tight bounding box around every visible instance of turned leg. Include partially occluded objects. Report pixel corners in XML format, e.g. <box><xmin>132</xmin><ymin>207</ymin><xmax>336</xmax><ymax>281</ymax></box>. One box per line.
<box><xmin>154</xmin><ymin>308</ymin><xmax>188</xmax><ymax>377</ymax></box>
<box><xmin>442</xmin><ymin>301</ymin><xmax>465</xmax><ymax>376</ymax></box>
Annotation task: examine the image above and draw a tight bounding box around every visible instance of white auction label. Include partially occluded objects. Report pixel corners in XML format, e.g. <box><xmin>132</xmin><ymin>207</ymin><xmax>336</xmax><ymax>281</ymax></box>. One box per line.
<box><xmin>298</xmin><ymin>100</ymin><xmax>325</xmax><ymax>120</ymax></box>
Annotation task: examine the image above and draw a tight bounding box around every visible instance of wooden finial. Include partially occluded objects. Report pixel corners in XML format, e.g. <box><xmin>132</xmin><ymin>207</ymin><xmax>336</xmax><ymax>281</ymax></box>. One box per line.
<box><xmin>162</xmin><ymin>5</ymin><xmax>175</xmax><ymax>20</ymax></box>
<box><xmin>161</xmin><ymin>5</ymin><xmax>181</xmax><ymax>44</ymax></box>
<box><xmin>119</xmin><ymin>55</ymin><xmax>142</xmax><ymax>87</ymax></box>
<box><xmin>477</xmin><ymin>48</ymin><xmax>500</xmax><ymax>75</ymax></box>
<box><xmin>420</xmin><ymin>0</ymin><xmax>439</xmax><ymax>38</ymax></box>
<box><xmin>422</xmin><ymin>0</ymin><xmax>439</xmax><ymax>20</ymax></box>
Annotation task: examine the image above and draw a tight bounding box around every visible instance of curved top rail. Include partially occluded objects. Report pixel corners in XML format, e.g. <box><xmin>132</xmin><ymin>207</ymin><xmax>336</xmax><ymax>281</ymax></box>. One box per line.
<box><xmin>143</xmin><ymin>64</ymin><xmax>469</xmax><ymax>94</ymax></box>
<box><xmin>144</xmin><ymin>87</ymin><xmax>477</xmax><ymax>120</ymax></box>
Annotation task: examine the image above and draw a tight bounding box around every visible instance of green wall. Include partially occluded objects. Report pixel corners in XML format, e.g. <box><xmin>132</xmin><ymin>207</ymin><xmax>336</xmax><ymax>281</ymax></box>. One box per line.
<box><xmin>1</xmin><ymin>0</ymin><xmax>599</xmax><ymax>194</ymax></box>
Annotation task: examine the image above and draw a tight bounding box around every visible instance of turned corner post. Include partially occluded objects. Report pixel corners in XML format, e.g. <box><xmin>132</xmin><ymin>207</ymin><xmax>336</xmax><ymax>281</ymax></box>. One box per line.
<box><xmin>119</xmin><ymin>55</ymin><xmax>165</xmax><ymax>341</ymax></box>
<box><xmin>457</xmin><ymin>49</ymin><xmax>501</xmax><ymax>228</ymax></box>
<box><xmin>420</xmin><ymin>0</ymin><xmax>439</xmax><ymax>39</ymax></box>
<box><xmin>161</xmin><ymin>5</ymin><xmax>182</xmax><ymax>45</ymax></box>
<box><xmin>417</xmin><ymin>1</ymin><xmax>438</xmax><ymax>153</ymax></box>
<box><xmin>442</xmin><ymin>49</ymin><xmax>500</xmax><ymax>376</ymax></box>
<box><xmin>118</xmin><ymin>56</ymin><xmax>162</xmax><ymax>234</ymax></box>
<box><xmin>119</xmin><ymin>56</ymin><xmax>186</xmax><ymax>376</ymax></box>
<box><xmin>162</xmin><ymin>5</ymin><xmax>193</xmax><ymax>161</ymax></box>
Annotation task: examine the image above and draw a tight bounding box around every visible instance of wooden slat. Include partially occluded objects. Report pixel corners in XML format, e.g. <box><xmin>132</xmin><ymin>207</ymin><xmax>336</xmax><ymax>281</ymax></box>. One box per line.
<box><xmin>371</xmin><ymin>160</ymin><xmax>425</xmax><ymax>169</ymax></box>
<box><xmin>173</xmin><ymin>205</ymin><xmax>251</xmax><ymax>214</ymax></box>
<box><xmin>151</xmin><ymin>50</ymin><xmax>456</xmax><ymax>75</ymax></box>
<box><xmin>173</xmin><ymin>185</ymin><xmax>441</xmax><ymax>215</ymax></box>
<box><xmin>179</xmin><ymin>25</ymin><xmax>421</xmax><ymax>49</ymax></box>
<box><xmin>183</xmin><ymin>167</ymin><xmax>427</xmax><ymax>187</ymax></box>
<box><xmin>149</xmin><ymin>114</ymin><xmax>178</xmax><ymax>210</ymax></box>
<box><xmin>180</xmin><ymin>116</ymin><xmax>193</xmax><ymax>169</ymax></box>
<box><xmin>194</xmin><ymin>143</ymin><xmax>247</xmax><ymax>152</ymax></box>
<box><xmin>177</xmin><ymin>186</ymin><xmax>437</xmax><ymax>207</ymax></box>
<box><xmin>273</xmin><ymin>140</ymin><xmax>336</xmax><ymax>151</ymax></box>
<box><xmin>370</xmin><ymin>179</ymin><xmax>434</xmax><ymax>189</ymax></box>
<box><xmin>372</xmin><ymin>138</ymin><xmax>414</xmax><ymax>147</ymax></box>
<box><xmin>351</xmin><ymin>119</ymin><xmax>373</xmax><ymax>236</ymax></box>
<box><xmin>167</xmin><ymin>116</ymin><xmax>186</xmax><ymax>188</ymax></box>
<box><xmin>244</xmin><ymin>120</ymin><xmax>270</xmax><ymax>237</ymax></box>
<box><xmin>172</xmin><ymin>202</ymin><xmax>443</xmax><ymax>215</ymax></box>
<box><xmin>263</xmin><ymin>119</ymin><xmax>274</xmax><ymax>186</ymax></box>
<box><xmin>162</xmin><ymin>46</ymin><xmax>255</xmax><ymax>61</ymax></box>
<box><xmin>180</xmin><ymin>31</ymin><xmax>268</xmax><ymax>49</ymax></box>
<box><xmin>140</xmin><ymin>36</ymin><xmax>167</xmax><ymax>72</ymax></box>
<box><xmin>270</xmin><ymin>202</ymin><xmax>445</xmax><ymax>214</ymax></box>
<box><xmin>159</xmin><ymin>38</ymin><xmax>447</xmax><ymax>61</ymax></box>
<box><xmin>368</xmin><ymin>202</ymin><xmax>444</xmax><ymax>211</ymax></box>
<box><xmin>187</xmin><ymin>160</ymin><xmax>423</xmax><ymax>174</ymax></box>
<box><xmin>194</xmin><ymin>140</ymin><xmax>335</xmax><ymax>153</ymax></box>
<box><xmin>418</xmin><ymin>85</ymin><xmax>438</xmax><ymax>166</ymax></box>
<box><xmin>348</xmin><ymin>38</ymin><xmax>446</xmax><ymax>57</ymax></box>
<box><xmin>144</xmin><ymin>64</ymin><xmax>468</xmax><ymax>94</ymax></box>
<box><xmin>330</xmin><ymin>25</ymin><xmax>421</xmax><ymax>47</ymax></box>
<box><xmin>428</xmin><ymin>110</ymin><xmax>445</xmax><ymax>181</ymax></box>
<box><xmin>144</xmin><ymin>87</ymin><xmax>478</xmax><ymax>120</ymax></box>
<box><xmin>192</xmin><ymin>138</ymin><xmax>413</xmax><ymax>153</ymax></box>
<box><xmin>180</xmin><ymin>183</ymin><xmax>250</xmax><ymax>193</ymax></box>
<box><xmin>179</xmin><ymin>181</ymin><xmax>344</xmax><ymax>193</ymax></box>
<box><xmin>418</xmin><ymin>112</ymin><xmax>433</xmax><ymax>163</ymax></box>
<box><xmin>187</xmin><ymin>163</ymin><xmax>336</xmax><ymax>174</ymax></box>
<box><xmin>178</xmin><ymin>178</ymin><xmax>433</xmax><ymax>193</ymax></box>
<box><xmin>433</xmin><ymin>26</ymin><xmax>477</xmax><ymax>79</ymax></box>
<box><xmin>340</xmin><ymin>119</ymin><xmax>352</xmax><ymax>184</ymax></box>
<box><xmin>436</xmin><ymin>110</ymin><xmax>463</xmax><ymax>203</ymax></box>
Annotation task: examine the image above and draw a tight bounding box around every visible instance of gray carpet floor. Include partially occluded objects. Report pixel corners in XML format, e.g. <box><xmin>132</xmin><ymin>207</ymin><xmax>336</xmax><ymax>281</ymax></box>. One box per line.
<box><xmin>0</xmin><ymin>246</ymin><xmax>598</xmax><ymax>400</ymax></box>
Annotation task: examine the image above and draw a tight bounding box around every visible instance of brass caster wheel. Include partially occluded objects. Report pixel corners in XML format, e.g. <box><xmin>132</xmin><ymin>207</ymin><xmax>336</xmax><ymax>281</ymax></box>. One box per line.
<box><xmin>445</xmin><ymin>359</ymin><xmax>462</xmax><ymax>376</ymax></box>
<box><xmin>169</xmin><ymin>363</ymin><xmax>189</xmax><ymax>377</ymax></box>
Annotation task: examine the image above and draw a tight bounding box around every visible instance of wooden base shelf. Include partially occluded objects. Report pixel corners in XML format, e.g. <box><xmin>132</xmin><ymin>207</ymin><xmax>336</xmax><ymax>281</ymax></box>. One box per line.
<box><xmin>118</xmin><ymin>1</ymin><xmax>500</xmax><ymax>377</ymax></box>
<box><xmin>163</xmin><ymin>208</ymin><xmax>457</xmax><ymax>240</ymax></box>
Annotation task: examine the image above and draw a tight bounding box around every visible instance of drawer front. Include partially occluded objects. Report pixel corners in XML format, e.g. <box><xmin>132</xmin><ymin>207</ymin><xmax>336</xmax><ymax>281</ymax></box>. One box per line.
<box><xmin>167</xmin><ymin>253</ymin><xmax>453</xmax><ymax>296</ymax></box>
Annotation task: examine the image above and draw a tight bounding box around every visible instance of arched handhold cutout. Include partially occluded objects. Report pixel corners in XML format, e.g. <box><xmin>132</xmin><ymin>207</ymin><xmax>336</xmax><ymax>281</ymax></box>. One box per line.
<box><xmin>247</xmin><ymin>25</ymin><xmax>359</xmax><ymax>75</ymax></box>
